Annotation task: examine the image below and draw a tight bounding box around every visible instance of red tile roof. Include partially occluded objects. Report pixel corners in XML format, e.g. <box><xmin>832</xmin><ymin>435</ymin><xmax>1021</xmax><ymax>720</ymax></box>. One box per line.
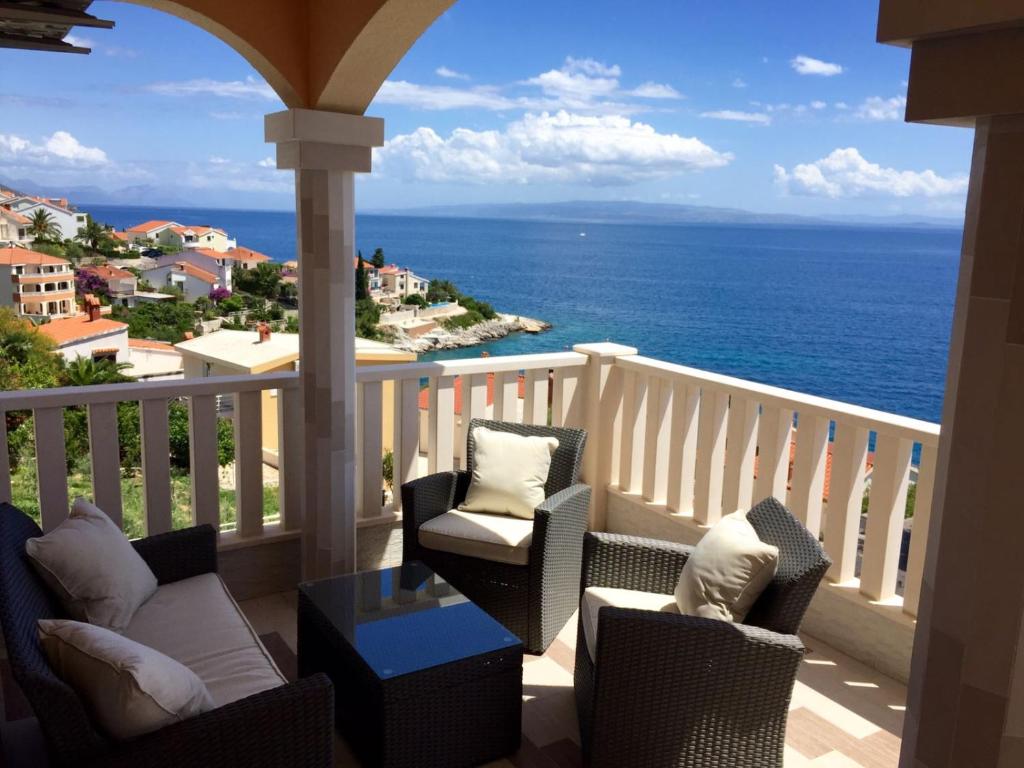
<box><xmin>80</xmin><ymin>264</ymin><xmax>135</xmax><ymax>280</ymax></box>
<box><xmin>417</xmin><ymin>373</ymin><xmax>527</xmax><ymax>415</ymax></box>
<box><xmin>0</xmin><ymin>247</ymin><xmax>69</xmax><ymax>266</ymax></box>
<box><xmin>39</xmin><ymin>315</ymin><xmax>127</xmax><ymax>345</ymax></box>
<box><xmin>127</xmin><ymin>220</ymin><xmax>176</xmax><ymax>234</ymax></box>
<box><xmin>174</xmin><ymin>261</ymin><xmax>218</xmax><ymax>284</ymax></box>
<box><xmin>0</xmin><ymin>207</ymin><xmax>30</xmax><ymax>225</ymax></box>
<box><xmin>233</xmin><ymin>246</ymin><xmax>270</xmax><ymax>263</ymax></box>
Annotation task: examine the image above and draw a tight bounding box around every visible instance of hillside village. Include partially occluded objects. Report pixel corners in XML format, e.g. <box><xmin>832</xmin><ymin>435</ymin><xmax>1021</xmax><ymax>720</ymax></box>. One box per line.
<box><xmin>1</xmin><ymin>186</ymin><xmax>549</xmax><ymax>384</ymax></box>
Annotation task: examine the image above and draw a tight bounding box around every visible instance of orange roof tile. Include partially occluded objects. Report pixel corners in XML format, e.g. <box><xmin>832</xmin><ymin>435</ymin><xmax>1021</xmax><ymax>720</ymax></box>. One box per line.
<box><xmin>128</xmin><ymin>338</ymin><xmax>176</xmax><ymax>352</ymax></box>
<box><xmin>0</xmin><ymin>247</ymin><xmax>69</xmax><ymax>266</ymax></box>
<box><xmin>39</xmin><ymin>315</ymin><xmax>127</xmax><ymax>345</ymax></box>
<box><xmin>417</xmin><ymin>373</ymin><xmax>528</xmax><ymax>415</ymax></box>
<box><xmin>0</xmin><ymin>207</ymin><xmax>30</xmax><ymax>225</ymax></box>
<box><xmin>126</xmin><ymin>220</ymin><xmax>175</xmax><ymax>234</ymax></box>
<box><xmin>110</xmin><ymin>231</ymin><xmax>131</xmax><ymax>241</ymax></box>
<box><xmin>174</xmin><ymin>261</ymin><xmax>218</xmax><ymax>283</ymax></box>
<box><xmin>80</xmin><ymin>264</ymin><xmax>135</xmax><ymax>280</ymax></box>
<box><xmin>233</xmin><ymin>246</ymin><xmax>270</xmax><ymax>263</ymax></box>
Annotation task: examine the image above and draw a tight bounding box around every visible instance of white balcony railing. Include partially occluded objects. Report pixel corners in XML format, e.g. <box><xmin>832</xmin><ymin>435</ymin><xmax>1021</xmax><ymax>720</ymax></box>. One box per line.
<box><xmin>0</xmin><ymin>372</ymin><xmax>301</xmax><ymax>545</ymax></box>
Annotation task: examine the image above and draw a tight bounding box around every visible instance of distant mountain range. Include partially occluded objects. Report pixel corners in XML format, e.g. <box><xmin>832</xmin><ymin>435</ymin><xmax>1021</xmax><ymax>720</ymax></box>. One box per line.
<box><xmin>366</xmin><ymin>200</ymin><xmax>965</xmax><ymax>230</ymax></box>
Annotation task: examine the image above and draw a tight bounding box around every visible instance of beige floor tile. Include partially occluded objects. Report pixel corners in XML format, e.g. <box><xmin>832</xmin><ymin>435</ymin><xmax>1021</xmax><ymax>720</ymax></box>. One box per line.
<box><xmin>522</xmin><ymin>656</ymin><xmax>573</xmax><ymax>695</ymax></box>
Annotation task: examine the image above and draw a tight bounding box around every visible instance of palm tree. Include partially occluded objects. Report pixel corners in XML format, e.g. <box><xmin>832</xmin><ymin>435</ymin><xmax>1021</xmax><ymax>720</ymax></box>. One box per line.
<box><xmin>62</xmin><ymin>356</ymin><xmax>133</xmax><ymax>387</ymax></box>
<box><xmin>75</xmin><ymin>215</ymin><xmax>112</xmax><ymax>254</ymax></box>
<box><xmin>27</xmin><ymin>209</ymin><xmax>61</xmax><ymax>243</ymax></box>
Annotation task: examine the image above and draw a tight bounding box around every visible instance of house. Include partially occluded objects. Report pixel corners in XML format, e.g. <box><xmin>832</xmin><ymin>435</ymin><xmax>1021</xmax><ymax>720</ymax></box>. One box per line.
<box><xmin>38</xmin><ymin>299</ymin><xmax>129</xmax><ymax>364</ymax></box>
<box><xmin>0</xmin><ymin>197</ymin><xmax>88</xmax><ymax>241</ymax></box>
<box><xmin>78</xmin><ymin>264</ymin><xmax>138</xmax><ymax>306</ymax></box>
<box><xmin>378</xmin><ymin>264</ymin><xmax>428</xmax><ymax>300</ymax></box>
<box><xmin>0</xmin><ymin>247</ymin><xmax>75</xmax><ymax>318</ymax></box>
<box><xmin>175</xmin><ymin>329</ymin><xmax>415</xmax><ymax>465</ymax></box>
<box><xmin>0</xmin><ymin>207</ymin><xmax>32</xmax><ymax>246</ymax></box>
<box><xmin>123</xmin><ymin>220</ymin><xmax>236</xmax><ymax>252</ymax></box>
<box><xmin>141</xmin><ymin>260</ymin><xmax>222</xmax><ymax>302</ymax></box>
<box><xmin>230</xmin><ymin>246</ymin><xmax>272</xmax><ymax>270</ymax></box>
<box><xmin>150</xmin><ymin>248</ymin><xmax>234</xmax><ymax>292</ymax></box>
<box><xmin>354</xmin><ymin>256</ymin><xmax>382</xmax><ymax>295</ymax></box>
<box><xmin>125</xmin><ymin>338</ymin><xmax>184</xmax><ymax>381</ymax></box>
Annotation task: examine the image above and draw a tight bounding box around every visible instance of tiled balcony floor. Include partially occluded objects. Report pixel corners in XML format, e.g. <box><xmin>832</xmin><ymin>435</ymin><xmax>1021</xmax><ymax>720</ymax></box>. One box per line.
<box><xmin>239</xmin><ymin>592</ymin><xmax>907</xmax><ymax>768</ymax></box>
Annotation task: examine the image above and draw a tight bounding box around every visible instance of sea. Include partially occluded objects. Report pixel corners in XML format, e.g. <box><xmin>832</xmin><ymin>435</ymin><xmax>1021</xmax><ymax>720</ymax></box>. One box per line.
<box><xmin>86</xmin><ymin>204</ymin><xmax>962</xmax><ymax>425</ymax></box>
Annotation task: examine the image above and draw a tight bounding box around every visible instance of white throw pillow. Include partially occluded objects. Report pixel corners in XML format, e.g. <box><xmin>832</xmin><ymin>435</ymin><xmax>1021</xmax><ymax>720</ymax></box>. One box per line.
<box><xmin>26</xmin><ymin>498</ymin><xmax>158</xmax><ymax>631</ymax></box>
<box><xmin>674</xmin><ymin>510</ymin><xmax>779</xmax><ymax>623</ymax></box>
<box><xmin>39</xmin><ymin>619</ymin><xmax>214</xmax><ymax>740</ymax></box>
<box><xmin>458</xmin><ymin>427</ymin><xmax>559</xmax><ymax>519</ymax></box>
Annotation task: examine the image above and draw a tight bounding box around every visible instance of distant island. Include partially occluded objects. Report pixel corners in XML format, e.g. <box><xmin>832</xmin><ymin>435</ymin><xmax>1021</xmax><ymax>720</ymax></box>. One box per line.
<box><xmin>364</xmin><ymin>199</ymin><xmax>965</xmax><ymax>230</ymax></box>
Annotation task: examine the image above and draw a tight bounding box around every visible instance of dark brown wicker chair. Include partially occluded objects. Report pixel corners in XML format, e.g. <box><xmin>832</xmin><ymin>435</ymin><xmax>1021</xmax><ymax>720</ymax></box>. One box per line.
<box><xmin>574</xmin><ymin>497</ymin><xmax>831</xmax><ymax>768</ymax></box>
<box><xmin>0</xmin><ymin>502</ymin><xmax>334</xmax><ymax>768</ymax></box>
<box><xmin>402</xmin><ymin>418</ymin><xmax>590</xmax><ymax>654</ymax></box>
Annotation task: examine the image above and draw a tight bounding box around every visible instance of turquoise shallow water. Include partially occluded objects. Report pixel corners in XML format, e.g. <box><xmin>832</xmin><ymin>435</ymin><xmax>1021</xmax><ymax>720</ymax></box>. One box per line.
<box><xmin>87</xmin><ymin>204</ymin><xmax>961</xmax><ymax>423</ymax></box>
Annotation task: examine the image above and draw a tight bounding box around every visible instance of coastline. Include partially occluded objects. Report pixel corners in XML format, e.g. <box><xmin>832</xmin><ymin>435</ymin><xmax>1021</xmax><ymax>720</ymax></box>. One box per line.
<box><xmin>389</xmin><ymin>312</ymin><xmax>551</xmax><ymax>354</ymax></box>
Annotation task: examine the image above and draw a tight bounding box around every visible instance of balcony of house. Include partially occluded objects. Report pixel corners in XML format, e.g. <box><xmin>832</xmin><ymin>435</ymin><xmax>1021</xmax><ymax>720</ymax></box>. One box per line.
<box><xmin>0</xmin><ymin>345</ymin><xmax>926</xmax><ymax>766</ymax></box>
<box><xmin>16</xmin><ymin>282</ymin><xmax>74</xmax><ymax>297</ymax></box>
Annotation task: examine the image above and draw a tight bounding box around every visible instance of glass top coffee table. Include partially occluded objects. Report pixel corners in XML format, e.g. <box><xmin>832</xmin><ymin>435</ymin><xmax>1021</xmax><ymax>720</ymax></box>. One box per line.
<box><xmin>298</xmin><ymin>561</ymin><xmax>523</xmax><ymax>768</ymax></box>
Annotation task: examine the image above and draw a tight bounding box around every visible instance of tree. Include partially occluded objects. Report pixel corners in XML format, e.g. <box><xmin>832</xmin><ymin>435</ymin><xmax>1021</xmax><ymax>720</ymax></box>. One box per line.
<box><xmin>75</xmin><ymin>269</ymin><xmax>109</xmax><ymax>299</ymax></box>
<box><xmin>112</xmin><ymin>301</ymin><xmax>197</xmax><ymax>343</ymax></box>
<box><xmin>403</xmin><ymin>294</ymin><xmax>428</xmax><ymax>309</ymax></box>
<box><xmin>75</xmin><ymin>216</ymin><xmax>113</xmax><ymax>254</ymax></box>
<box><xmin>61</xmin><ymin>356</ymin><xmax>133</xmax><ymax>387</ymax></box>
<box><xmin>208</xmin><ymin>286</ymin><xmax>231</xmax><ymax>303</ymax></box>
<box><xmin>0</xmin><ymin>308</ymin><xmax>61</xmax><ymax>392</ymax></box>
<box><xmin>232</xmin><ymin>263</ymin><xmax>283</xmax><ymax>300</ymax></box>
<box><xmin>355</xmin><ymin>252</ymin><xmax>369</xmax><ymax>301</ymax></box>
<box><xmin>27</xmin><ymin>209</ymin><xmax>61</xmax><ymax>243</ymax></box>
<box><xmin>356</xmin><ymin>298</ymin><xmax>382</xmax><ymax>339</ymax></box>
<box><xmin>426</xmin><ymin>279</ymin><xmax>460</xmax><ymax>304</ymax></box>
<box><xmin>371</xmin><ymin>247</ymin><xmax>385</xmax><ymax>268</ymax></box>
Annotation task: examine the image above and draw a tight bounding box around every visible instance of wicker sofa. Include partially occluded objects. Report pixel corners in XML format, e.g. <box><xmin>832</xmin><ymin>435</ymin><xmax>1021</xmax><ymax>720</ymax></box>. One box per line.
<box><xmin>0</xmin><ymin>502</ymin><xmax>334</xmax><ymax>768</ymax></box>
<box><xmin>402</xmin><ymin>418</ymin><xmax>590</xmax><ymax>654</ymax></box>
<box><xmin>574</xmin><ymin>497</ymin><xmax>831</xmax><ymax>768</ymax></box>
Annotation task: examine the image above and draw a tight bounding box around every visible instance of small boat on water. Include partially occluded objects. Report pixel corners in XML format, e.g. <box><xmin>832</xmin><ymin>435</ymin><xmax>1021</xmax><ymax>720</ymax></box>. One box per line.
<box><xmin>579</xmin><ymin>232</ymin><xmax>587</xmax><ymax>238</ymax></box>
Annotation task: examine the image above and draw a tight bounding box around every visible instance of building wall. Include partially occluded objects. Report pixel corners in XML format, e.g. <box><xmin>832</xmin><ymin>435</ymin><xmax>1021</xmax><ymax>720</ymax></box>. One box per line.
<box><xmin>142</xmin><ymin>265</ymin><xmax>217</xmax><ymax>303</ymax></box>
<box><xmin>56</xmin><ymin>328</ymin><xmax>129</xmax><ymax>364</ymax></box>
<box><xmin>11</xmin><ymin>202</ymin><xmax>86</xmax><ymax>241</ymax></box>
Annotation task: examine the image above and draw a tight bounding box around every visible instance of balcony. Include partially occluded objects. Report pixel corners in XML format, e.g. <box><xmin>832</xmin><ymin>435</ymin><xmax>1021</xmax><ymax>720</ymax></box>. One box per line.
<box><xmin>0</xmin><ymin>346</ymin><xmax>928</xmax><ymax>765</ymax></box>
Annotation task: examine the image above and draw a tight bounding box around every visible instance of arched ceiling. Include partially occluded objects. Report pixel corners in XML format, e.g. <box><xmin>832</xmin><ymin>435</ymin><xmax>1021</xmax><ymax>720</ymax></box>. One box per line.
<box><xmin>121</xmin><ymin>0</ymin><xmax>455</xmax><ymax>113</ymax></box>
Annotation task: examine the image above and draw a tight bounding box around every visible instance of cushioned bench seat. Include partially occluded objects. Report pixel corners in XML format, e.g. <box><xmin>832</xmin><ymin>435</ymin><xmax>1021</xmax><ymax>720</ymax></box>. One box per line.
<box><xmin>124</xmin><ymin>572</ymin><xmax>286</xmax><ymax>707</ymax></box>
<box><xmin>581</xmin><ymin>586</ymin><xmax>678</xmax><ymax>661</ymax></box>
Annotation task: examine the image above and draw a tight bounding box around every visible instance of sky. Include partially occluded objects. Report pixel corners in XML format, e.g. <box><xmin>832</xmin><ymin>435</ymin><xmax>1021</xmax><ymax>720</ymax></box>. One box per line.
<box><xmin>0</xmin><ymin>1</ymin><xmax>975</xmax><ymax>218</ymax></box>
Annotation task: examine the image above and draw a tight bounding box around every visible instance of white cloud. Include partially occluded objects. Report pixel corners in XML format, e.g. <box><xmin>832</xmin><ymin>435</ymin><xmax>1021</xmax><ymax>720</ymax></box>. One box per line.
<box><xmin>811</xmin><ymin>100</ymin><xmax>827</xmax><ymax>110</ymax></box>
<box><xmin>436</xmin><ymin>66</ymin><xmax>470</xmax><ymax>80</ymax></box>
<box><xmin>700</xmin><ymin>110</ymin><xmax>771</xmax><ymax>125</ymax></box>
<box><xmin>64</xmin><ymin>34</ymin><xmax>95</xmax><ymax>49</ymax></box>
<box><xmin>144</xmin><ymin>76</ymin><xmax>277</xmax><ymax>101</ymax></box>
<box><xmin>834</xmin><ymin>101</ymin><xmax>850</xmax><ymax>110</ymax></box>
<box><xmin>182</xmin><ymin>157</ymin><xmax>290</xmax><ymax>195</ymax></box>
<box><xmin>258</xmin><ymin>157</ymin><xmax>276</xmax><ymax>168</ymax></box>
<box><xmin>208</xmin><ymin>156</ymin><xmax>231</xmax><ymax>165</ymax></box>
<box><xmin>773</xmin><ymin>148</ymin><xmax>968</xmax><ymax>199</ymax></box>
<box><xmin>375</xmin><ymin>80</ymin><xmax>516</xmax><ymax>111</ymax></box>
<box><xmin>377</xmin><ymin>58</ymin><xmax>676</xmax><ymax>115</ymax></box>
<box><xmin>630</xmin><ymin>82</ymin><xmax>683</xmax><ymax>99</ymax></box>
<box><xmin>790</xmin><ymin>55</ymin><xmax>844</xmax><ymax>77</ymax></box>
<box><xmin>732</xmin><ymin>78</ymin><xmax>748</xmax><ymax>89</ymax></box>
<box><xmin>374</xmin><ymin>110</ymin><xmax>732</xmax><ymax>186</ymax></box>
<box><xmin>854</xmin><ymin>95</ymin><xmax>907</xmax><ymax>122</ymax></box>
<box><xmin>0</xmin><ymin>130</ymin><xmax>108</xmax><ymax>166</ymax></box>
<box><xmin>210</xmin><ymin>111</ymin><xmax>247</xmax><ymax>120</ymax></box>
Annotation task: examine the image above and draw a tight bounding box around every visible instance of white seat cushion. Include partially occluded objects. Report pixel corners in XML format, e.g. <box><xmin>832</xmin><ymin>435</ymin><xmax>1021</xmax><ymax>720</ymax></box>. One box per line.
<box><xmin>581</xmin><ymin>586</ymin><xmax>678</xmax><ymax>661</ymax></box>
<box><xmin>39</xmin><ymin>619</ymin><xmax>213</xmax><ymax>740</ymax></box>
<box><xmin>25</xmin><ymin>498</ymin><xmax>158</xmax><ymax>631</ymax></box>
<box><xmin>419</xmin><ymin>509</ymin><xmax>534</xmax><ymax>566</ymax></box>
<box><xmin>674</xmin><ymin>510</ymin><xmax>779</xmax><ymax>623</ymax></box>
<box><xmin>458</xmin><ymin>426</ymin><xmax>559</xmax><ymax>519</ymax></box>
<box><xmin>124</xmin><ymin>573</ymin><xmax>286</xmax><ymax>708</ymax></box>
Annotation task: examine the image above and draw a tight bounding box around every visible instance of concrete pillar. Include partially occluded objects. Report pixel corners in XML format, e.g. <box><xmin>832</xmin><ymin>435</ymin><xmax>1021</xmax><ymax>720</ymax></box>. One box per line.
<box><xmin>265</xmin><ymin>109</ymin><xmax>384</xmax><ymax>578</ymax></box>
<box><xmin>573</xmin><ymin>343</ymin><xmax>637</xmax><ymax>530</ymax></box>
<box><xmin>900</xmin><ymin>115</ymin><xmax>1024</xmax><ymax>767</ymax></box>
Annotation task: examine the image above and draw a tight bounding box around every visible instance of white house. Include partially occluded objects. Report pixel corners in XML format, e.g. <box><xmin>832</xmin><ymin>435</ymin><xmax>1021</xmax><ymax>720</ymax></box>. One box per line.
<box><xmin>152</xmin><ymin>248</ymin><xmax>233</xmax><ymax>292</ymax></box>
<box><xmin>141</xmin><ymin>260</ymin><xmax>222</xmax><ymax>302</ymax></box>
<box><xmin>38</xmin><ymin>304</ymin><xmax>130</xmax><ymax>364</ymax></box>
<box><xmin>378</xmin><ymin>265</ymin><xmax>429</xmax><ymax>300</ymax></box>
<box><xmin>123</xmin><ymin>220</ymin><xmax>236</xmax><ymax>252</ymax></box>
<box><xmin>0</xmin><ymin>196</ymin><xmax>88</xmax><ymax>241</ymax></box>
<box><xmin>78</xmin><ymin>264</ymin><xmax>138</xmax><ymax>306</ymax></box>
<box><xmin>0</xmin><ymin>207</ymin><xmax>32</xmax><ymax>246</ymax></box>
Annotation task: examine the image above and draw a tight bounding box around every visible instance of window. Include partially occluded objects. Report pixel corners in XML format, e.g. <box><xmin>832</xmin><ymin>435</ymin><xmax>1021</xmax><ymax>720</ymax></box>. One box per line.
<box><xmin>92</xmin><ymin>350</ymin><xmax>117</xmax><ymax>364</ymax></box>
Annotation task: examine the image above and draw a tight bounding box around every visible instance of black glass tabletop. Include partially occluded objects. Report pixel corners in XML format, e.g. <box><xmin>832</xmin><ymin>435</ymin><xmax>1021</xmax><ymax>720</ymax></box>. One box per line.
<box><xmin>299</xmin><ymin>561</ymin><xmax>521</xmax><ymax>680</ymax></box>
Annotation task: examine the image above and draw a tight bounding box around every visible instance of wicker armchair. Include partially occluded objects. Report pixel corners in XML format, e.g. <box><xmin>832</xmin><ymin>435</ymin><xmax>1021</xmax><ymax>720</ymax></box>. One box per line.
<box><xmin>574</xmin><ymin>497</ymin><xmax>831</xmax><ymax>768</ymax></box>
<box><xmin>0</xmin><ymin>502</ymin><xmax>334</xmax><ymax>768</ymax></box>
<box><xmin>402</xmin><ymin>418</ymin><xmax>590</xmax><ymax>653</ymax></box>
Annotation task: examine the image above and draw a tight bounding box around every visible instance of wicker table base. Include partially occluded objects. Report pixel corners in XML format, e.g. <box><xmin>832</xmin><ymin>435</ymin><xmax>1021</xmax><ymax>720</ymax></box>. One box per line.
<box><xmin>298</xmin><ymin>563</ymin><xmax>523</xmax><ymax>768</ymax></box>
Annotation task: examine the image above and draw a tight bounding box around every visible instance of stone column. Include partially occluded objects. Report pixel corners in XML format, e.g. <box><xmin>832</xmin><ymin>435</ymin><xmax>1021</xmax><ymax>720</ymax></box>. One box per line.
<box><xmin>265</xmin><ymin>109</ymin><xmax>384</xmax><ymax>578</ymax></box>
<box><xmin>900</xmin><ymin>115</ymin><xmax>1024</xmax><ymax>767</ymax></box>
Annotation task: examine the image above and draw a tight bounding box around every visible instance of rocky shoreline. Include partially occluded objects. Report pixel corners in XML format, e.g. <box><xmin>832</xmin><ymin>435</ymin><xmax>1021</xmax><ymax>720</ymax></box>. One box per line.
<box><xmin>390</xmin><ymin>313</ymin><xmax>551</xmax><ymax>353</ymax></box>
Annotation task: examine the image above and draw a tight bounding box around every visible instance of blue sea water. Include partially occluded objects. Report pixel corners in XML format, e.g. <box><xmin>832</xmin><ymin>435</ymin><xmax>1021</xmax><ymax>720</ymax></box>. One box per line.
<box><xmin>86</xmin><ymin>204</ymin><xmax>961</xmax><ymax>423</ymax></box>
